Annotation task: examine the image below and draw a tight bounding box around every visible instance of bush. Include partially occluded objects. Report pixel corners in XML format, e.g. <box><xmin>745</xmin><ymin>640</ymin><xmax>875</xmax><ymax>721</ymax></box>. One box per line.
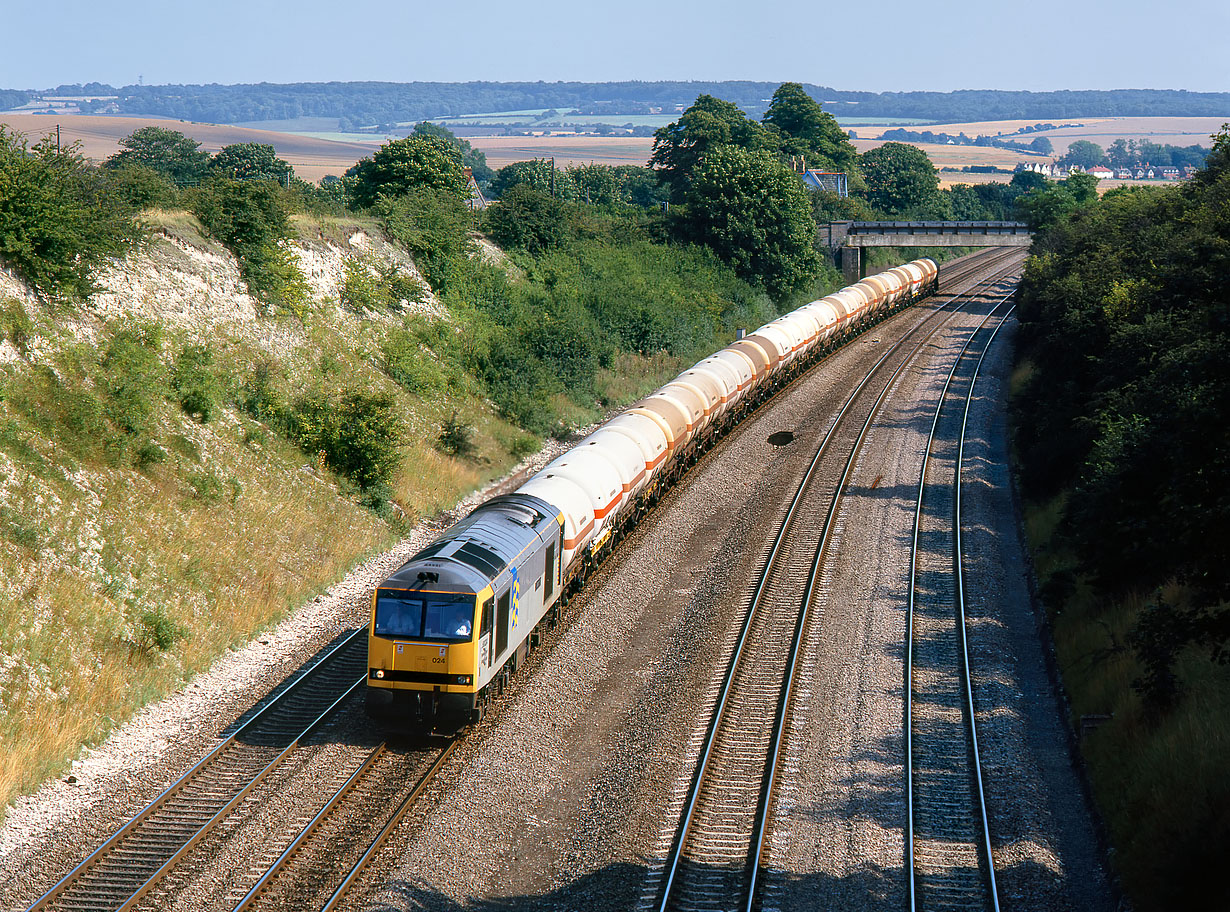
<box><xmin>283</xmin><ymin>389</ymin><xmax>403</xmax><ymax>494</ymax></box>
<box><xmin>0</xmin><ymin>127</ymin><xmax>141</xmax><ymax>301</ymax></box>
<box><xmin>172</xmin><ymin>343</ymin><xmax>220</xmax><ymax>422</ymax></box>
<box><xmin>482</xmin><ymin>184</ymin><xmax>567</xmax><ymax>255</ymax></box>
<box><xmin>191</xmin><ymin>177</ymin><xmax>309</xmax><ymax>315</ymax></box>
<box><xmin>341</xmin><ymin>257</ymin><xmax>426</xmax><ymax>312</ymax></box>
<box><xmin>100</xmin><ymin>321</ymin><xmax>166</xmax><ymax>439</ymax></box>
<box><xmin>437</xmin><ymin>413</ymin><xmax>475</xmax><ymax>457</ymax></box>
<box><xmin>377</xmin><ymin>189</ymin><xmax>474</xmax><ymax>293</ymax></box>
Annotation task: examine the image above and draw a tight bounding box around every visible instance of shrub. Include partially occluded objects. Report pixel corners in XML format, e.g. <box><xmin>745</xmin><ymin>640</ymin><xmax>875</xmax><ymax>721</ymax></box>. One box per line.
<box><xmin>99</xmin><ymin>321</ymin><xmax>165</xmax><ymax>439</ymax></box>
<box><xmin>172</xmin><ymin>343</ymin><xmax>220</xmax><ymax>422</ymax></box>
<box><xmin>482</xmin><ymin>184</ymin><xmax>566</xmax><ymax>255</ymax></box>
<box><xmin>132</xmin><ymin>606</ymin><xmax>185</xmax><ymax>653</ymax></box>
<box><xmin>191</xmin><ymin>177</ymin><xmax>309</xmax><ymax>315</ymax></box>
<box><xmin>341</xmin><ymin>257</ymin><xmax>427</xmax><ymax>312</ymax></box>
<box><xmin>0</xmin><ymin>127</ymin><xmax>141</xmax><ymax>301</ymax></box>
<box><xmin>378</xmin><ymin>189</ymin><xmax>474</xmax><ymax>293</ymax></box>
<box><xmin>285</xmin><ymin>390</ymin><xmax>402</xmax><ymax>493</ymax></box>
<box><xmin>185</xmin><ymin>469</ymin><xmax>225</xmax><ymax>503</ymax></box>
<box><xmin>437</xmin><ymin>413</ymin><xmax>476</xmax><ymax>458</ymax></box>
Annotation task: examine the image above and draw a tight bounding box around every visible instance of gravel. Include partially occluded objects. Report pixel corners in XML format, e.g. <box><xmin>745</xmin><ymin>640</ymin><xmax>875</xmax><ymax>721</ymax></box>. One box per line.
<box><xmin>1</xmin><ymin>256</ymin><xmax>1113</xmax><ymax>912</ymax></box>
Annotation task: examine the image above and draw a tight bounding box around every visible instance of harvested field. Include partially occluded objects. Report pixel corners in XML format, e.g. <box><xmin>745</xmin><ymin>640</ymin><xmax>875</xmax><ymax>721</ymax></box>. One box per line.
<box><xmin>0</xmin><ymin>114</ymin><xmax>377</xmax><ymax>182</ymax></box>
<box><xmin>467</xmin><ymin>134</ymin><xmax>654</xmax><ymax>168</ymax></box>
<box><xmin>859</xmin><ymin>116</ymin><xmax>1228</xmax><ymax>154</ymax></box>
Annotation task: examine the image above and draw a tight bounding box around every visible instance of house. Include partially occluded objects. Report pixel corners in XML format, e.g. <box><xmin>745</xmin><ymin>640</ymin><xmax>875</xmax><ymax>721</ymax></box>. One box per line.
<box><xmin>802</xmin><ymin>170</ymin><xmax>848</xmax><ymax>197</ymax></box>
<box><xmin>1087</xmin><ymin>166</ymin><xmax>1114</xmax><ymax>180</ymax></box>
<box><xmin>1115</xmin><ymin>169</ymin><xmax>1134</xmax><ymax>179</ymax></box>
<box><xmin>1159</xmin><ymin>166</ymin><xmax>1181</xmax><ymax>180</ymax></box>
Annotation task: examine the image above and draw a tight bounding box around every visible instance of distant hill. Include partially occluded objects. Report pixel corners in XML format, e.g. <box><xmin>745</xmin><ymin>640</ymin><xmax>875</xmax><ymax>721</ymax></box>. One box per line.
<box><xmin>8</xmin><ymin>82</ymin><xmax>1230</xmax><ymax>130</ymax></box>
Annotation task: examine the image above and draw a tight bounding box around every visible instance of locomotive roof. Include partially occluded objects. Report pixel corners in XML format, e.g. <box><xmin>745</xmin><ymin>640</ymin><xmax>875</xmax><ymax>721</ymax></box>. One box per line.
<box><xmin>381</xmin><ymin>493</ymin><xmax>562</xmax><ymax>594</ymax></box>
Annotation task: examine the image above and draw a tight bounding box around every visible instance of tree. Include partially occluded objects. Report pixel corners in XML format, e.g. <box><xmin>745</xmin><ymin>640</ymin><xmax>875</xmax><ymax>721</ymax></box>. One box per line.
<box><xmin>346</xmin><ymin>136</ymin><xmax>468</xmax><ymax>209</ymax></box>
<box><xmin>488</xmin><ymin>159</ymin><xmax>577</xmax><ymax>201</ymax></box>
<box><xmin>411</xmin><ymin>122</ymin><xmax>493</xmax><ymax>184</ymax></box>
<box><xmin>1107</xmin><ymin>138</ymin><xmax>1133</xmax><ymax>169</ymax></box>
<box><xmin>210</xmin><ymin>143</ymin><xmax>294</xmax><ymax>183</ymax></box>
<box><xmin>763</xmin><ymin>82</ymin><xmax>857</xmax><ymax>172</ymax></box>
<box><xmin>1</xmin><ymin>128</ymin><xmax>141</xmax><ymax>301</ymax></box>
<box><xmin>1030</xmin><ymin>136</ymin><xmax>1054</xmax><ymax>154</ymax></box>
<box><xmin>483</xmin><ymin>184</ymin><xmax>567</xmax><ymax>255</ymax></box>
<box><xmin>104</xmin><ymin>126</ymin><xmax>210</xmax><ymax>185</ymax></box>
<box><xmin>1059</xmin><ymin>139</ymin><xmax>1109</xmax><ymax>169</ymax></box>
<box><xmin>1062</xmin><ymin>170</ymin><xmax>1100</xmax><ymax>205</ymax></box>
<box><xmin>650</xmin><ymin>94</ymin><xmax>775</xmax><ymax>201</ymax></box>
<box><xmin>683</xmin><ymin>146</ymin><xmax>819</xmax><ymax>299</ymax></box>
<box><xmin>859</xmin><ymin>142</ymin><xmax>942</xmax><ymax>216</ymax></box>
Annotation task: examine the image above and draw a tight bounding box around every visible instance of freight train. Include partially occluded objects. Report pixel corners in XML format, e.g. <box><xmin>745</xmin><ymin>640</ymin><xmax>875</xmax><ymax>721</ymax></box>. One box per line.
<box><xmin>365</xmin><ymin>258</ymin><xmax>940</xmax><ymax>729</ymax></box>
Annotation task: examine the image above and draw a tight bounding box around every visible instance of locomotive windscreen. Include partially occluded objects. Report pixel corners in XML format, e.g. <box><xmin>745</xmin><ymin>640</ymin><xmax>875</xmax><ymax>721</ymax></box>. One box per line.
<box><xmin>374</xmin><ymin>590</ymin><xmax>475</xmax><ymax>642</ymax></box>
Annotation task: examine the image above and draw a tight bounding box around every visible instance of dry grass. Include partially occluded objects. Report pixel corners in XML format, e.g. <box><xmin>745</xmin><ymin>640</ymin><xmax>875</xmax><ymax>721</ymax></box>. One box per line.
<box><xmin>0</xmin><ymin>114</ymin><xmax>377</xmax><ymax>183</ymax></box>
<box><xmin>466</xmin><ymin>134</ymin><xmax>655</xmax><ymax>169</ymax></box>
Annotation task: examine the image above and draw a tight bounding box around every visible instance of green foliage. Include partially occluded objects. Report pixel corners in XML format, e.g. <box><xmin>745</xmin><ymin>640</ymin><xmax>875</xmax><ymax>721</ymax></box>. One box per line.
<box><xmin>191</xmin><ymin>177</ymin><xmax>309</xmax><ymax>314</ymax></box>
<box><xmin>380</xmin><ymin>324</ymin><xmax>450</xmax><ymax>395</ymax></box>
<box><xmin>0</xmin><ymin>128</ymin><xmax>142</xmax><ymax>302</ymax></box>
<box><xmin>209</xmin><ymin>143</ymin><xmax>293</xmax><ymax>183</ymax></box>
<box><xmin>489</xmin><ymin>158</ymin><xmax>577</xmax><ymax>201</ymax></box>
<box><xmin>287</xmin><ymin>390</ymin><xmax>402</xmax><ymax>493</ymax></box>
<box><xmin>237</xmin><ymin>363</ymin><xmax>402</xmax><ymax>497</ymax></box>
<box><xmin>1059</xmin><ymin>139</ymin><xmax>1108</xmax><ymax>169</ymax></box>
<box><xmin>437</xmin><ymin>412</ymin><xmax>476</xmax><ymax>457</ymax></box>
<box><xmin>377</xmin><ymin>188</ymin><xmax>473</xmax><ymax>293</ymax></box>
<box><xmin>762</xmin><ymin>82</ymin><xmax>857</xmax><ymax>172</ymax></box>
<box><xmin>346</xmin><ymin>136</ymin><xmax>468</xmax><ymax>209</ymax></box>
<box><xmin>411</xmin><ymin>122</ymin><xmax>492</xmax><ymax>184</ymax></box>
<box><xmin>102</xmin><ymin>162</ymin><xmax>181</xmax><ymax>210</ymax></box>
<box><xmin>650</xmin><ymin>94</ymin><xmax>775</xmax><ymax>201</ymax></box>
<box><xmin>681</xmin><ymin>146</ymin><xmax>820</xmax><ymax>299</ymax></box>
<box><xmin>100</xmin><ymin>321</ymin><xmax>166</xmax><ymax>439</ymax></box>
<box><xmin>340</xmin><ymin>257</ymin><xmax>427</xmax><ymax>312</ymax></box>
<box><xmin>483</xmin><ymin>185</ymin><xmax>567</xmax><ymax>255</ymax></box>
<box><xmin>104</xmin><ymin>126</ymin><xmax>210</xmax><ymax>185</ymax></box>
<box><xmin>172</xmin><ymin>343</ymin><xmax>220</xmax><ymax>422</ymax></box>
<box><xmin>1015</xmin><ymin>126</ymin><xmax>1230</xmax><ymax>676</ymax></box>
<box><xmin>858</xmin><ymin>142</ymin><xmax>944</xmax><ymax>216</ymax></box>
<box><xmin>132</xmin><ymin>605</ymin><xmax>185</xmax><ymax>653</ymax></box>
<box><xmin>2</xmin><ymin>298</ymin><xmax>32</xmax><ymax>354</ymax></box>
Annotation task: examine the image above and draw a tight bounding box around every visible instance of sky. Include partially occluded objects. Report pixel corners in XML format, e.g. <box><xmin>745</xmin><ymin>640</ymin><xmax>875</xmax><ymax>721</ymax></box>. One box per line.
<box><xmin>2</xmin><ymin>0</ymin><xmax>1227</xmax><ymax>94</ymax></box>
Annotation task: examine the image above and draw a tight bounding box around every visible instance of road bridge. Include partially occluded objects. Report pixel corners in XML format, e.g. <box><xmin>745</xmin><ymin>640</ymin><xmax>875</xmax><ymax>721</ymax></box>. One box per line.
<box><xmin>823</xmin><ymin>221</ymin><xmax>1032</xmax><ymax>281</ymax></box>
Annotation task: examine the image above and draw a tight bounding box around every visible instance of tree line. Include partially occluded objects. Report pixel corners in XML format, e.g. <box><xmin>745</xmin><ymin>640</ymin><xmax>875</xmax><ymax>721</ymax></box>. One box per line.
<box><xmin>13</xmin><ymin>81</ymin><xmax>1230</xmax><ymax>126</ymax></box>
<box><xmin>1012</xmin><ymin>126</ymin><xmax>1230</xmax><ymax>911</ymax></box>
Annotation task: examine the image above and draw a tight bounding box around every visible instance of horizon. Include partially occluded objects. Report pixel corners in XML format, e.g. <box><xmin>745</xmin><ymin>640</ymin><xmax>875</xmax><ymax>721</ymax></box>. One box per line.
<box><xmin>2</xmin><ymin>0</ymin><xmax>1227</xmax><ymax>95</ymax></box>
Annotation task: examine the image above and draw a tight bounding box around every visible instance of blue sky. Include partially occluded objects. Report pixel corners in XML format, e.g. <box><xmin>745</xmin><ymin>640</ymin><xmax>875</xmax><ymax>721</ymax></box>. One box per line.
<box><xmin>4</xmin><ymin>0</ymin><xmax>1227</xmax><ymax>93</ymax></box>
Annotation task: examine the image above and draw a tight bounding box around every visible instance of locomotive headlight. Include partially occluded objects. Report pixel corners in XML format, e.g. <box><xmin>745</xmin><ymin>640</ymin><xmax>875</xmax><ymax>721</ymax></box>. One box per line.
<box><xmin>456</xmin><ymin>675</ymin><xmax>472</xmax><ymax>685</ymax></box>
<box><xmin>374</xmin><ymin>669</ymin><xmax>385</xmax><ymax>679</ymax></box>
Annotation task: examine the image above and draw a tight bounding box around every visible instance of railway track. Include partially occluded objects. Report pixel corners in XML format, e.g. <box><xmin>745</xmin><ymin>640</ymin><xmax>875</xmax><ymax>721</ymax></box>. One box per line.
<box><xmin>230</xmin><ymin>741</ymin><xmax>454</xmax><ymax>912</ymax></box>
<box><xmin>20</xmin><ymin>248</ymin><xmax>1021</xmax><ymax>912</ymax></box>
<box><xmin>651</xmin><ymin>253</ymin><xmax>1025</xmax><ymax>912</ymax></box>
<box><xmin>906</xmin><ymin>292</ymin><xmax>1017</xmax><ymax>912</ymax></box>
<box><xmin>25</xmin><ymin>630</ymin><xmax>369</xmax><ymax>912</ymax></box>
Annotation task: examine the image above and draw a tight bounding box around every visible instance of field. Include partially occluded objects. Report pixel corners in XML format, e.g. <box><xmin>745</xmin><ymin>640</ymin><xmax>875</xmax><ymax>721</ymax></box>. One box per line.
<box><xmin>468</xmin><ymin>134</ymin><xmax>656</xmax><ymax>168</ymax></box>
<box><xmin>860</xmin><ymin>116</ymin><xmax>1228</xmax><ymax>154</ymax></box>
<box><xmin>0</xmin><ymin>114</ymin><xmax>377</xmax><ymax>182</ymax></box>
<box><xmin>4</xmin><ymin>112</ymin><xmax>1222</xmax><ymax>187</ymax></box>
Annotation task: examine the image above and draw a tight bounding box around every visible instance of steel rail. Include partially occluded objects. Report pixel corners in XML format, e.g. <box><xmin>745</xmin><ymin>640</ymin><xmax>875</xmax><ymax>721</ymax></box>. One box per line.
<box><xmin>657</xmin><ymin>256</ymin><xmax>1024</xmax><ymax>912</ymax></box>
<box><xmin>318</xmin><ymin>741</ymin><xmax>458</xmax><ymax>912</ymax></box>
<box><xmin>905</xmin><ymin>289</ymin><xmax>1017</xmax><ymax>912</ymax></box>
<box><xmin>27</xmin><ymin>628</ymin><xmax>369</xmax><ymax>912</ymax></box>
<box><xmin>952</xmin><ymin>304</ymin><xmax>1017</xmax><ymax>912</ymax></box>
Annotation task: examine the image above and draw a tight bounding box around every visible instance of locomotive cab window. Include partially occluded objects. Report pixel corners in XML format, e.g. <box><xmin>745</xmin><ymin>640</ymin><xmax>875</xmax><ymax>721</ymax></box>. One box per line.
<box><xmin>374</xmin><ymin>590</ymin><xmax>475</xmax><ymax>642</ymax></box>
